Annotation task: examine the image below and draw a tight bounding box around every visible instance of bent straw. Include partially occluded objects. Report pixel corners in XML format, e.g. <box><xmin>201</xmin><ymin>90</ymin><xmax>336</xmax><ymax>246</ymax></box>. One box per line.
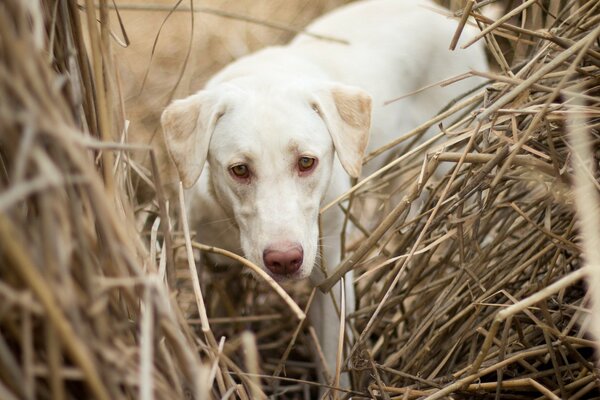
<box><xmin>189</xmin><ymin>241</ymin><xmax>306</xmax><ymax>321</ymax></box>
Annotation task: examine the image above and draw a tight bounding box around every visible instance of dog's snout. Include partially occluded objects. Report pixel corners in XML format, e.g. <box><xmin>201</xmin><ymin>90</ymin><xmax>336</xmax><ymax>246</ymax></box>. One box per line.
<box><xmin>263</xmin><ymin>242</ymin><xmax>303</xmax><ymax>275</ymax></box>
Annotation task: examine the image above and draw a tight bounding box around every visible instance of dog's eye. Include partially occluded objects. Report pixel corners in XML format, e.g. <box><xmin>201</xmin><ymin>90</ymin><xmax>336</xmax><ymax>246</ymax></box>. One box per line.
<box><xmin>298</xmin><ymin>157</ymin><xmax>316</xmax><ymax>172</ymax></box>
<box><xmin>230</xmin><ymin>164</ymin><xmax>250</xmax><ymax>179</ymax></box>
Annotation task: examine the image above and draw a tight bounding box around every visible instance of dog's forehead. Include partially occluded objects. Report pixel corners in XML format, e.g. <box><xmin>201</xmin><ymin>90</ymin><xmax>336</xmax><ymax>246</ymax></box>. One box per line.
<box><xmin>211</xmin><ymin>89</ymin><xmax>332</xmax><ymax>159</ymax></box>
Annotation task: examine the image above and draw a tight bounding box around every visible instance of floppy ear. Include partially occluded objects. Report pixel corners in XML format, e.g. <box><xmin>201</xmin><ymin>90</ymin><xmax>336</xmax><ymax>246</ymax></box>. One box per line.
<box><xmin>160</xmin><ymin>91</ymin><xmax>224</xmax><ymax>188</ymax></box>
<box><xmin>313</xmin><ymin>84</ymin><xmax>372</xmax><ymax>178</ymax></box>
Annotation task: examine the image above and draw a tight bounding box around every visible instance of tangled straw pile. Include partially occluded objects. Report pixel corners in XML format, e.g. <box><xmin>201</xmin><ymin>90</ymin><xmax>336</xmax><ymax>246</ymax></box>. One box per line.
<box><xmin>336</xmin><ymin>1</ymin><xmax>600</xmax><ymax>398</ymax></box>
<box><xmin>0</xmin><ymin>0</ymin><xmax>599</xmax><ymax>399</ymax></box>
<box><xmin>0</xmin><ymin>1</ymin><xmax>249</xmax><ymax>399</ymax></box>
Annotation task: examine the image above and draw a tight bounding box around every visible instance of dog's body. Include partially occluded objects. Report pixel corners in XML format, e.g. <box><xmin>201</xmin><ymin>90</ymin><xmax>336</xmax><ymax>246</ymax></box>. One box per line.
<box><xmin>161</xmin><ymin>0</ymin><xmax>487</xmax><ymax>387</ymax></box>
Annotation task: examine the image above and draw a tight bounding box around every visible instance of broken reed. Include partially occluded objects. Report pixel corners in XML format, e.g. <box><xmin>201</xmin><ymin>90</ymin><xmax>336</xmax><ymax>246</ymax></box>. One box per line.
<box><xmin>341</xmin><ymin>2</ymin><xmax>600</xmax><ymax>398</ymax></box>
<box><xmin>0</xmin><ymin>0</ymin><xmax>599</xmax><ymax>399</ymax></box>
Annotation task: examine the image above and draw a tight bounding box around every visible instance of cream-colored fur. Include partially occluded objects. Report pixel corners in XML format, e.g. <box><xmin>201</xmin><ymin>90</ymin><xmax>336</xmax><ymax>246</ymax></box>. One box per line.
<box><xmin>161</xmin><ymin>0</ymin><xmax>488</xmax><ymax>390</ymax></box>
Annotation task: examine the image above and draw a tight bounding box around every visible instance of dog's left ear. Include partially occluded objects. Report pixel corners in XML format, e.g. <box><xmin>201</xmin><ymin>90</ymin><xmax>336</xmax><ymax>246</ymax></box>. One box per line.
<box><xmin>313</xmin><ymin>84</ymin><xmax>372</xmax><ymax>178</ymax></box>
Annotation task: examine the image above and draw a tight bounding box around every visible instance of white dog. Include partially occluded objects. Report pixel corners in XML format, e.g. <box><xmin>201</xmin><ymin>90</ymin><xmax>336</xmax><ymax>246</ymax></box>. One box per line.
<box><xmin>161</xmin><ymin>0</ymin><xmax>487</xmax><ymax>389</ymax></box>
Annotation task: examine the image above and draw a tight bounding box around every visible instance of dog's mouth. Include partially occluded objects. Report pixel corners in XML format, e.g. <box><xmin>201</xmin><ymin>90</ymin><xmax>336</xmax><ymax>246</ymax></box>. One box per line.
<box><xmin>266</xmin><ymin>267</ymin><xmax>308</xmax><ymax>282</ymax></box>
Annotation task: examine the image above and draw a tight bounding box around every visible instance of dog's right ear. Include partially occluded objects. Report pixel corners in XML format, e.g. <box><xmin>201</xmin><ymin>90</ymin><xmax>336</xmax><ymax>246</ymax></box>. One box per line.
<box><xmin>312</xmin><ymin>84</ymin><xmax>372</xmax><ymax>178</ymax></box>
<box><xmin>161</xmin><ymin>92</ymin><xmax>224</xmax><ymax>188</ymax></box>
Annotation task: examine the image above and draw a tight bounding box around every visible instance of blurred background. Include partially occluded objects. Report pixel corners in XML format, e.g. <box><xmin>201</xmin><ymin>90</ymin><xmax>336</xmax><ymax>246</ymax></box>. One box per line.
<box><xmin>110</xmin><ymin>0</ymin><xmax>488</xmax><ymax>194</ymax></box>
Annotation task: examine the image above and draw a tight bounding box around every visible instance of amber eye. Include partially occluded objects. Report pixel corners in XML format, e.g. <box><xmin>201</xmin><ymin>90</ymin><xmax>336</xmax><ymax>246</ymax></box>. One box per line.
<box><xmin>230</xmin><ymin>164</ymin><xmax>250</xmax><ymax>179</ymax></box>
<box><xmin>298</xmin><ymin>156</ymin><xmax>316</xmax><ymax>172</ymax></box>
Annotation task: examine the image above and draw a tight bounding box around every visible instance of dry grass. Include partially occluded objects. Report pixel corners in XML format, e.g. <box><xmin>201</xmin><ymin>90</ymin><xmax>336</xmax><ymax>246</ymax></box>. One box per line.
<box><xmin>0</xmin><ymin>0</ymin><xmax>599</xmax><ymax>399</ymax></box>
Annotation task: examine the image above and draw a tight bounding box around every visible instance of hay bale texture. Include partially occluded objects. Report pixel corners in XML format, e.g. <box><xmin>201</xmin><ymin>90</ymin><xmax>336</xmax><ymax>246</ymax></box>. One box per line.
<box><xmin>0</xmin><ymin>0</ymin><xmax>599</xmax><ymax>399</ymax></box>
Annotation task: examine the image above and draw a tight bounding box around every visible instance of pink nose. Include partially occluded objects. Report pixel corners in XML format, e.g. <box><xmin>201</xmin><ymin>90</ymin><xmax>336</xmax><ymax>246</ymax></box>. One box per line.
<box><xmin>263</xmin><ymin>242</ymin><xmax>303</xmax><ymax>275</ymax></box>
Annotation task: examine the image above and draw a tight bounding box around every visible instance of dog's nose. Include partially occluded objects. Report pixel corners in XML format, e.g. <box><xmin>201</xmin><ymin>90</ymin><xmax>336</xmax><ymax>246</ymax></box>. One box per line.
<box><xmin>263</xmin><ymin>242</ymin><xmax>303</xmax><ymax>275</ymax></box>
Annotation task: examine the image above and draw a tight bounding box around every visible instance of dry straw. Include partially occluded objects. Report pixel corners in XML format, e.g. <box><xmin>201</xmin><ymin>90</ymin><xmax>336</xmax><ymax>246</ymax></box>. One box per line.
<box><xmin>0</xmin><ymin>0</ymin><xmax>599</xmax><ymax>399</ymax></box>
<box><xmin>0</xmin><ymin>0</ymin><xmax>259</xmax><ymax>398</ymax></box>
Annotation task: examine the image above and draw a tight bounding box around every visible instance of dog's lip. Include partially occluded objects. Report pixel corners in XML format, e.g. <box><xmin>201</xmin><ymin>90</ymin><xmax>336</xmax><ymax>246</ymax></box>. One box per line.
<box><xmin>267</xmin><ymin>268</ymin><xmax>306</xmax><ymax>282</ymax></box>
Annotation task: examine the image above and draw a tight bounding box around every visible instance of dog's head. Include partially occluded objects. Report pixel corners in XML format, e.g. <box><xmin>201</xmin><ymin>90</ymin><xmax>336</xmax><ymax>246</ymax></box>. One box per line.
<box><xmin>161</xmin><ymin>79</ymin><xmax>371</xmax><ymax>281</ymax></box>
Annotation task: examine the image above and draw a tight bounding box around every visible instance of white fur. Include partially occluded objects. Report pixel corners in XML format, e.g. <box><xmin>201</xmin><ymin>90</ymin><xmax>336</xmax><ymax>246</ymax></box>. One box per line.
<box><xmin>161</xmin><ymin>0</ymin><xmax>488</xmax><ymax>388</ymax></box>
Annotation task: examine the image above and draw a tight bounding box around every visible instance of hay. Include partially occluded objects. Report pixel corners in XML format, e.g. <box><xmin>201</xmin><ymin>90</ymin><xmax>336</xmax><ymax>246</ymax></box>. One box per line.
<box><xmin>0</xmin><ymin>0</ymin><xmax>242</xmax><ymax>398</ymax></box>
<box><xmin>0</xmin><ymin>0</ymin><xmax>599</xmax><ymax>399</ymax></box>
<box><xmin>336</xmin><ymin>2</ymin><xmax>600</xmax><ymax>398</ymax></box>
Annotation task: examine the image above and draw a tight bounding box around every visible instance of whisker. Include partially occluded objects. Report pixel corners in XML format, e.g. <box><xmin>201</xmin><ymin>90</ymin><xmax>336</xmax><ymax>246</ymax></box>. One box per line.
<box><xmin>318</xmin><ymin>242</ymin><xmax>342</xmax><ymax>248</ymax></box>
<box><xmin>318</xmin><ymin>234</ymin><xmax>344</xmax><ymax>240</ymax></box>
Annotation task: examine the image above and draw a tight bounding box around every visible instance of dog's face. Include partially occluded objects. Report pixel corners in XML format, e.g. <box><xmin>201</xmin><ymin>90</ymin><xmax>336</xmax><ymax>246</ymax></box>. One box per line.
<box><xmin>161</xmin><ymin>80</ymin><xmax>371</xmax><ymax>281</ymax></box>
